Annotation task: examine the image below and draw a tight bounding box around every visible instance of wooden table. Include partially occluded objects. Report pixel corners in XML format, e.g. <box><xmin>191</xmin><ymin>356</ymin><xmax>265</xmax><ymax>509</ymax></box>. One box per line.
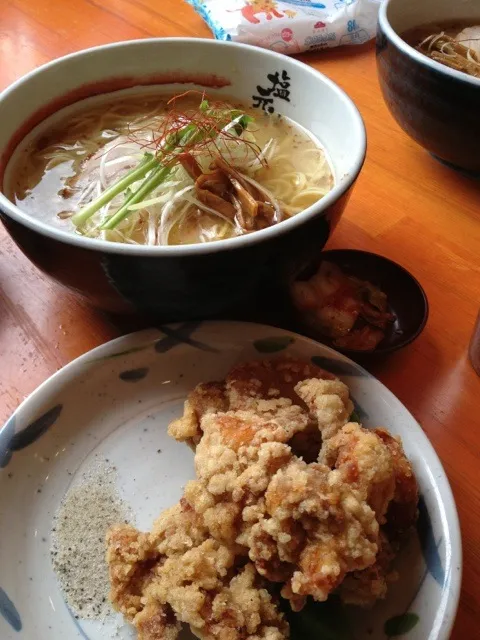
<box><xmin>1</xmin><ymin>1</ymin><xmax>479</xmax><ymax>636</ymax></box>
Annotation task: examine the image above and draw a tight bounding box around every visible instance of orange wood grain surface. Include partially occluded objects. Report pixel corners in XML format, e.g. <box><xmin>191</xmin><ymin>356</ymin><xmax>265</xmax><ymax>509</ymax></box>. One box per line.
<box><xmin>1</xmin><ymin>1</ymin><xmax>479</xmax><ymax>636</ymax></box>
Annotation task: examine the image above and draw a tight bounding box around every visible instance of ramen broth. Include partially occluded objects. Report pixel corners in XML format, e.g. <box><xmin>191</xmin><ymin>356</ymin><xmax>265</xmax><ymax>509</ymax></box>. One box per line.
<box><xmin>403</xmin><ymin>20</ymin><xmax>480</xmax><ymax>78</ymax></box>
<box><xmin>6</xmin><ymin>91</ymin><xmax>334</xmax><ymax>246</ymax></box>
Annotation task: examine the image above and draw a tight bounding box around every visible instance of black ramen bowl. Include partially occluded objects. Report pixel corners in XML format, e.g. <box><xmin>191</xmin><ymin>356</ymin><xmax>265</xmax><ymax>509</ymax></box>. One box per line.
<box><xmin>0</xmin><ymin>38</ymin><xmax>365</xmax><ymax>319</ymax></box>
<box><xmin>293</xmin><ymin>249</ymin><xmax>429</xmax><ymax>358</ymax></box>
<box><xmin>377</xmin><ymin>0</ymin><xmax>480</xmax><ymax>175</ymax></box>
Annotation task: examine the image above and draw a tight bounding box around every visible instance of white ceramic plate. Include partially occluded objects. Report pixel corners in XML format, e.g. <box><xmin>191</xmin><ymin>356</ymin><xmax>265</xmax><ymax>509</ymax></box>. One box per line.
<box><xmin>0</xmin><ymin>322</ymin><xmax>461</xmax><ymax>640</ymax></box>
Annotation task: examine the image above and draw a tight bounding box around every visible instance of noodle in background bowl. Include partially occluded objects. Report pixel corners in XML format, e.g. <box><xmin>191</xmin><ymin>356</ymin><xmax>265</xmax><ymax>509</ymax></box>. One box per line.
<box><xmin>0</xmin><ymin>38</ymin><xmax>366</xmax><ymax>318</ymax></box>
<box><xmin>377</xmin><ymin>0</ymin><xmax>480</xmax><ymax>175</ymax></box>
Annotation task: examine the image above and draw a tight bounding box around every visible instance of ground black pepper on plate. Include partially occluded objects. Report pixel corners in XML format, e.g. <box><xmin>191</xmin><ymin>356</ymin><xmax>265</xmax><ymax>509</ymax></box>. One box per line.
<box><xmin>50</xmin><ymin>459</ymin><xmax>132</xmax><ymax>621</ymax></box>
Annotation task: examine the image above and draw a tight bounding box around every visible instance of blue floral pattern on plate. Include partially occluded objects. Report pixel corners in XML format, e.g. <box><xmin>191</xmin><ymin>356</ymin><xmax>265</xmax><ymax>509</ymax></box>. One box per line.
<box><xmin>119</xmin><ymin>367</ymin><xmax>150</xmax><ymax>382</ymax></box>
<box><xmin>417</xmin><ymin>495</ymin><xmax>445</xmax><ymax>586</ymax></box>
<box><xmin>0</xmin><ymin>588</ymin><xmax>21</xmax><ymax>632</ymax></box>
<box><xmin>0</xmin><ymin>405</ymin><xmax>63</xmax><ymax>469</ymax></box>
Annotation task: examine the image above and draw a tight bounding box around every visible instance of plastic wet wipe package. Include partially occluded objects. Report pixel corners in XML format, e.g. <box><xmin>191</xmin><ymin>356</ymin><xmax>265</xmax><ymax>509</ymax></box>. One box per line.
<box><xmin>187</xmin><ymin>0</ymin><xmax>383</xmax><ymax>55</ymax></box>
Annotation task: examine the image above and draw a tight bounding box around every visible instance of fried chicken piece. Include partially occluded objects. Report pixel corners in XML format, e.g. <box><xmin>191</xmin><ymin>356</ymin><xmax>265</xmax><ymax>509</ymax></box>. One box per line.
<box><xmin>167</xmin><ymin>358</ymin><xmax>332</xmax><ymax>447</ymax></box>
<box><xmin>107</xmin><ymin>499</ymin><xmax>289</xmax><ymax>639</ymax></box>
<box><xmin>168</xmin><ymin>382</ymin><xmax>228</xmax><ymax>446</ymax></box>
<box><xmin>135</xmin><ymin>602</ymin><xmax>181</xmax><ymax>640</ymax></box>
<box><xmin>107</xmin><ymin>502</ymin><xmax>208</xmax><ymax>638</ymax></box>
<box><xmin>319</xmin><ymin>422</ymin><xmax>396</xmax><ymax>523</ymax></box>
<box><xmin>169</xmin><ymin>358</ymin><xmax>353</xmax><ymax>465</ymax></box>
<box><xmin>374</xmin><ymin>429</ymin><xmax>419</xmax><ymax>534</ymax></box>
<box><xmin>186</xmin><ymin>409</ymin><xmax>298</xmax><ymax>547</ymax></box>
<box><xmin>225</xmin><ymin>359</ymin><xmax>334</xmax><ymax>412</ymax></box>
<box><xmin>147</xmin><ymin>538</ymin><xmax>236</xmax><ymax>631</ymax></box>
<box><xmin>150</xmin><ymin>499</ymin><xmax>210</xmax><ymax>555</ymax></box>
<box><xmin>196</xmin><ymin>406</ymin><xmax>309</xmax><ymax>457</ymax></box>
<box><xmin>319</xmin><ymin>424</ymin><xmax>417</xmax><ymax>532</ymax></box>
<box><xmin>248</xmin><ymin>459</ymin><xmax>379</xmax><ymax>608</ymax></box>
<box><xmin>226</xmin><ymin>360</ymin><xmax>347</xmax><ymax>462</ymax></box>
<box><xmin>290</xmin><ymin>376</ymin><xmax>354</xmax><ymax>459</ymax></box>
<box><xmin>197</xmin><ymin>562</ymin><xmax>288</xmax><ymax>640</ymax></box>
<box><xmin>145</xmin><ymin>541</ymin><xmax>288</xmax><ymax>640</ymax></box>
<box><xmin>191</xmin><ymin>407</ymin><xmax>308</xmax><ymax>503</ymax></box>
<box><xmin>106</xmin><ymin>524</ymin><xmax>161</xmax><ymax>621</ymax></box>
<box><xmin>323</xmin><ymin>427</ymin><xmax>417</xmax><ymax>608</ymax></box>
<box><xmin>337</xmin><ymin>530</ymin><xmax>398</xmax><ymax>607</ymax></box>
<box><xmin>178</xmin><ymin>418</ymin><xmax>414</xmax><ymax>614</ymax></box>
<box><xmin>105</xmin><ymin>526</ymin><xmax>183</xmax><ymax>639</ymax></box>
<box><xmin>294</xmin><ymin>378</ymin><xmax>354</xmax><ymax>441</ymax></box>
<box><xmin>187</xmin><ymin>410</ymin><xmax>384</xmax><ymax>610</ymax></box>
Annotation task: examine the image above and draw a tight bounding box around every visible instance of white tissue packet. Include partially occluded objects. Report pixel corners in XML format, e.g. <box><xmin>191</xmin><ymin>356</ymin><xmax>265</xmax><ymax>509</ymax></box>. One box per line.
<box><xmin>188</xmin><ymin>0</ymin><xmax>383</xmax><ymax>54</ymax></box>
